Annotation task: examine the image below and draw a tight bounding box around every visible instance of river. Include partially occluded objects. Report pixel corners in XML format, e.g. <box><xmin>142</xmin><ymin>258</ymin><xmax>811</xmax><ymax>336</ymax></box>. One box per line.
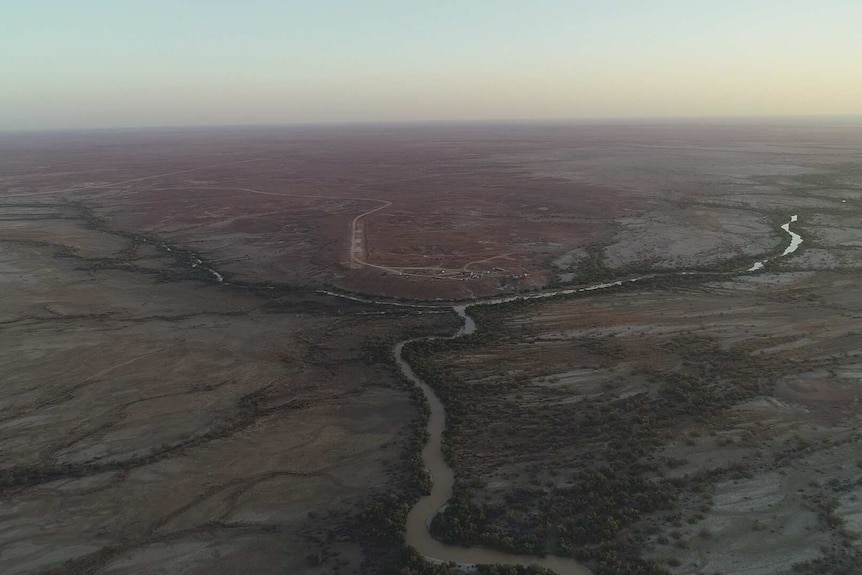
<box><xmin>177</xmin><ymin>214</ymin><xmax>802</xmax><ymax>573</ymax></box>
<box><xmin>395</xmin><ymin>331</ymin><xmax>592</xmax><ymax>574</ymax></box>
<box><xmin>394</xmin><ymin>281</ymin><xmax>661</xmax><ymax>573</ymax></box>
<box><xmin>391</xmin><ymin>215</ymin><xmax>804</xmax><ymax>574</ymax></box>
<box><xmin>748</xmin><ymin>214</ymin><xmax>803</xmax><ymax>271</ymax></box>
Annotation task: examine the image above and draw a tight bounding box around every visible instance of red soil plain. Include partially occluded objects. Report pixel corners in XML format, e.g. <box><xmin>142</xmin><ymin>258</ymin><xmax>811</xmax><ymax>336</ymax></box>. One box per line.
<box><xmin>4</xmin><ymin>121</ymin><xmax>828</xmax><ymax>300</ymax></box>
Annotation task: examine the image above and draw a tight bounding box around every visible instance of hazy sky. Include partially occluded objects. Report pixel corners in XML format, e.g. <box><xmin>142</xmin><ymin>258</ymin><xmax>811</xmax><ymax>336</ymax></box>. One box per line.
<box><xmin>3</xmin><ymin>1</ymin><xmax>861</xmax><ymax>130</ymax></box>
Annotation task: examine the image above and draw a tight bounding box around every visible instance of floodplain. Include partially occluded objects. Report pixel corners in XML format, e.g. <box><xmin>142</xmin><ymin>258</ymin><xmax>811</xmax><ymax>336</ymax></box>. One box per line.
<box><xmin>1</xmin><ymin>120</ymin><xmax>861</xmax><ymax>574</ymax></box>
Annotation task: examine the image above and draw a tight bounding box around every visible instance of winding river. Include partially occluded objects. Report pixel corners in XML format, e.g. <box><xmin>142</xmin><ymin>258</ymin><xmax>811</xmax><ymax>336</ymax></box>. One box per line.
<box><xmin>171</xmin><ymin>213</ymin><xmax>803</xmax><ymax>573</ymax></box>
<box><xmin>389</xmin><ymin>215</ymin><xmax>804</xmax><ymax>574</ymax></box>
<box><xmin>396</xmin><ymin>316</ymin><xmax>593</xmax><ymax>574</ymax></box>
<box><xmin>395</xmin><ymin>284</ymin><xmax>659</xmax><ymax>574</ymax></box>
<box><xmin>748</xmin><ymin>214</ymin><xmax>802</xmax><ymax>271</ymax></box>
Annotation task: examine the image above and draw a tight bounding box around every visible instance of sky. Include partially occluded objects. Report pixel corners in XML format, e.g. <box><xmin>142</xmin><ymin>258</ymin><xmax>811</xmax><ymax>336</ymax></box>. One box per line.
<box><xmin>2</xmin><ymin>0</ymin><xmax>862</xmax><ymax>130</ymax></box>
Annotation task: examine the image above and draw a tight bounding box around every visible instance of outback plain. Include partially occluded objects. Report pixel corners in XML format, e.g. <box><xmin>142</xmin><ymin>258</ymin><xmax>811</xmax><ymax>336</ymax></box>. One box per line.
<box><xmin>1</xmin><ymin>121</ymin><xmax>861</xmax><ymax>575</ymax></box>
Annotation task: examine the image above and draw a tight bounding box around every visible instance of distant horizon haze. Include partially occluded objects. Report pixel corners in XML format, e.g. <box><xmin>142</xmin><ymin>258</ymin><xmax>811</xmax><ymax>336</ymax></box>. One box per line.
<box><xmin>5</xmin><ymin>114</ymin><xmax>862</xmax><ymax>136</ymax></box>
<box><xmin>4</xmin><ymin>1</ymin><xmax>861</xmax><ymax>131</ymax></box>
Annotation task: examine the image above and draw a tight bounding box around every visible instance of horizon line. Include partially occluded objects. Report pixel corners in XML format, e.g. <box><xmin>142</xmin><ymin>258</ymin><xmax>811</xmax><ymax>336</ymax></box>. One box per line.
<box><xmin>3</xmin><ymin>113</ymin><xmax>862</xmax><ymax>135</ymax></box>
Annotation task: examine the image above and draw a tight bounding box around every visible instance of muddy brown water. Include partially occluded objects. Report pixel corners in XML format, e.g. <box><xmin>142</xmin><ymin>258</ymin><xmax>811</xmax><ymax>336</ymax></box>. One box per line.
<box><xmin>395</xmin><ymin>327</ymin><xmax>593</xmax><ymax>574</ymax></box>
